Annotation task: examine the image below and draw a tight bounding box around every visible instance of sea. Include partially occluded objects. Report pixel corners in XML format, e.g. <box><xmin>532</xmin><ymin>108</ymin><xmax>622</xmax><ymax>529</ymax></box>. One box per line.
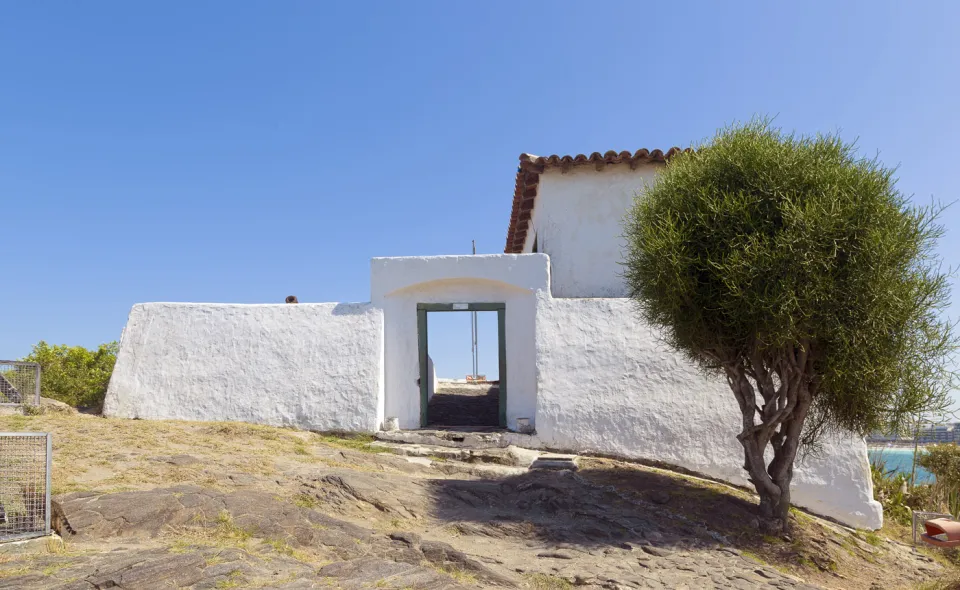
<box><xmin>867</xmin><ymin>446</ymin><xmax>935</xmax><ymax>484</ymax></box>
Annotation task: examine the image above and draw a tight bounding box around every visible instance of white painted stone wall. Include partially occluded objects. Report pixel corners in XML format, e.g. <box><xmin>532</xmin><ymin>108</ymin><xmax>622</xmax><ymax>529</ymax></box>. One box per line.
<box><xmin>104</xmin><ymin>302</ymin><xmax>384</xmax><ymax>432</ymax></box>
<box><xmin>534</xmin><ymin>295</ymin><xmax>883</xmax><ymax>529</ymax></box>
<box><xmin>372</xmin><ymin>254</ymin><xmax>549</xmax><ymax>430</ymax></box>
<box><xmin>523</xmin><ymin>164</ymin><xmax>660</xmax><ymax>298</ymax></box>
<box><xmin>426</xmin><ymin>355</ymin><xmax>437</xmax><ymax>401</ymax></box>
<box><xmin>103</xmin><ymin>253</ymin><xmax>882</xmax><ymax>529</ymax></box>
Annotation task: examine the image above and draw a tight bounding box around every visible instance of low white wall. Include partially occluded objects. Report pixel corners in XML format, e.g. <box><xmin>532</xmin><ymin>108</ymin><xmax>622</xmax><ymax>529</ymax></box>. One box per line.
<box><xmin>104</xmin><ymin>302</ymin><xmax>384</xmax><ymax>432</ymax></box>
<box><xmin>534</xmin><ymin>296</ymin><xmax>883</xmax><ymax>530</ymax></box>
<box><xmin>372</xmin><ymin>254</ymin><xmax>549</xmax><ymax>430</ymax></box>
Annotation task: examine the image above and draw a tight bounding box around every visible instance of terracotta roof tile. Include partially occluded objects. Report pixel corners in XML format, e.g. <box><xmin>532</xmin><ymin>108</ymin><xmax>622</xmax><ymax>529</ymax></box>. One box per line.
<box><xmin>503</xmin><ymin>148</ymin><xmax>688</xmax><ymax>253</ymax></box>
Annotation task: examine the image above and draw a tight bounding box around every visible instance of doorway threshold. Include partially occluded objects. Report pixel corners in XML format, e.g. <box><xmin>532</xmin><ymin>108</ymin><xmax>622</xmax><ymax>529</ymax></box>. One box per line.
<box><xmin>425</xmin><ymin>425</ymin><xmax>507</xmax><ymax>433</ymax></box>
<box><xmin>376</xmin><ymin>428</ymin><xmax>530</xmax><ymax>450</ymax></box>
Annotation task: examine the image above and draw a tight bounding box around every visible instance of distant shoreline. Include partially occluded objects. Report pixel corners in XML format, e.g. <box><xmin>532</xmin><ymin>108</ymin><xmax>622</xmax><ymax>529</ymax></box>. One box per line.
<box><xmin>867</xmin><ymin>443</ymin><xmax>939</xmax><ymax>451</ymax></box>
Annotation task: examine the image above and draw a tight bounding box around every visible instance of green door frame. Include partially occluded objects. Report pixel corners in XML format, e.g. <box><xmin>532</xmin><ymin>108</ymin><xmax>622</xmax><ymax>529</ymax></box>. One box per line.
<box><xmin>417</xmin><ymin>302</ymin><xmax>507</xmax><ymax>428</ymax></box>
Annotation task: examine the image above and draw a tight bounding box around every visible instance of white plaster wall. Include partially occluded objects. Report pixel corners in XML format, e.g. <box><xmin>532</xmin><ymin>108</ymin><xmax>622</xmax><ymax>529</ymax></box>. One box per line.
<box><xmin>534</xmin><ymin>296</ymin><xmax>883</xmax><ymax>530</ymax></box>
<box><xmin>426</xmin><ymin>355</ymin><xmax>437</xmax><ymax>401</ymax></box>
<box><xmin>372</xmin><ymin>254</ymin><xmax>549</xmax><ymax>430</ymax></box>
<box><xmin>525</xmin><ymin>164</ymin><xmax>660</xmax><ymax>298</ymax></box>
<box><xmin>104</xmin><ymin>302</ymin><xmax>384</xmax><ymax>432</ymax></box>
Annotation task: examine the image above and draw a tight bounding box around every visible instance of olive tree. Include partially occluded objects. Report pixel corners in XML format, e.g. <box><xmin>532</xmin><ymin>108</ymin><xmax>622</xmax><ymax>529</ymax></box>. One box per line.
<box><xmin>623</xmin><ymin>120</ymin><xmax>955</xmax><ymax>530</ymax></box>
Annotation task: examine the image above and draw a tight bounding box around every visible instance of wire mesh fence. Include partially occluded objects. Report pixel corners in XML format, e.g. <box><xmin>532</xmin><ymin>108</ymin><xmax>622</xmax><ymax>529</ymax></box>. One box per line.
<box><xmin>0</xmin><ymin>361</ymin><xmax>40</xmax><ymax>406</ymax></box>
<box><xmin>0</xmin><ymin>433</ymin><xmax>52</xmax><ymax>542</ymax></box>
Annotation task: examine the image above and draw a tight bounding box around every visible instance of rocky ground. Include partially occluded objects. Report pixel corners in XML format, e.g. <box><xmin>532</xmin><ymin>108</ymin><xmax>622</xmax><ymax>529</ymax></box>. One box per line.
<box><xmin>0</xmin><ymin>412</ymin><xmax>952</xmax><ymax>589</ymax></box>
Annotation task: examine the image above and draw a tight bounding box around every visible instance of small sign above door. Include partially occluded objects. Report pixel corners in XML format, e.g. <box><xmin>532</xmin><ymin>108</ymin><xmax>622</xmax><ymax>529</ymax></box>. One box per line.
<box><xmin>452</xmin><ymin>303</ymin><xmax>469</xmax><ymax>310</ymax></box>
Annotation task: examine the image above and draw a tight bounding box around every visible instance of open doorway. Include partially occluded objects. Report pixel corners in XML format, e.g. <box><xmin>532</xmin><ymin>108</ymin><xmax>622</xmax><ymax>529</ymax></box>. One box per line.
<box><xmin>417</xmin><ymin>303</ymin><xmax>506</xmax><ymax>430</ymax></box>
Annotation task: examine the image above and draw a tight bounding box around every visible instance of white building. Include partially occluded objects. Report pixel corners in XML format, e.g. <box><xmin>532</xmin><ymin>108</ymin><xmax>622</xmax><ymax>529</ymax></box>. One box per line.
<box><xmin>104</xmin><ymin>148</ymin><xmax>883</xmax><ymax>530</ymax></box>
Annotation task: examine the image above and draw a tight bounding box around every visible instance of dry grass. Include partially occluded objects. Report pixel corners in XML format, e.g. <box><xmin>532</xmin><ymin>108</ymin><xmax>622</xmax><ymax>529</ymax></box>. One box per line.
<box><xmin>525</xmin><ymin>573</ymin><xmax>573</xmax><ymax>589</ymax></box>
<box><xmin>915</xmin><ymin>577</ymin><xmax>960</xmax><ymax>590</ymax></box>
<box><xmin>423</xmin><ymin>560</ymin><xmax>478</xmax><ymax>585</ymax></box>
<box><xmin>0</xmin><ymin>413</ymin><xmax>381</xmax><ymax>496</ymax></box>
<box><xmin>312</xmin><ymin>432</ymin><xmax>379</xmax><ymax>453</ymax></box>
<box><xmin>168</xmin><ymin>510</ymin><xmax>253</xmax><ymax>553</ymax></box>
<box><xmin>0</xmin><ymin>544</ymin><xmax>88</xmax><ymax>580</ymax></box>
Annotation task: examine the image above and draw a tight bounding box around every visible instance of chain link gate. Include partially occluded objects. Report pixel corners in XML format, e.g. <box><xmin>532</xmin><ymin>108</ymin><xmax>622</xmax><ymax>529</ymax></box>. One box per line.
<box><xmin>0</xmin><ymin>361</ymin><xmax>41</xmax><ymax>407</ymax></box>
<box><xmin>0</xmin><ymin>433</ymin><xmax>52</xmax><ymax>542</ymax></box>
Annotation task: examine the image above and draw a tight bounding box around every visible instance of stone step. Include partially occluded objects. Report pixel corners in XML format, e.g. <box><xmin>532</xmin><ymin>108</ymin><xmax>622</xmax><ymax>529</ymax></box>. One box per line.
<box><xmin>430</xmin><ymin>459</ymin><xmax>529</xmax><ymax>478</ymax></box>
<box><xmin>529</xmin><ymin>453</ymin><xmax>579</xmax><ymax>471</ymax></box>
<box><xmin>372</xmin><ymin>441</ymin><xmax>541</xmax><ymax>468</ymax></box>
<box><xmin>375</xmin><ymin>429</ymin><xmax>509</xmax><ymax>450</ymax></box>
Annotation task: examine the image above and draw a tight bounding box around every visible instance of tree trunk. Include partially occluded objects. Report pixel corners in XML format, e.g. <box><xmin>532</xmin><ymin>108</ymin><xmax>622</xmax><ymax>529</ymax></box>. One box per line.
<box><xmin>726</xmin><ymin>354</ymin><xmax>813</xmax><ymax>532</ymax></box>
<box><xmin>743</xmin><ymin>437</ymin><xmax>801</xmax><ymax>531</ymax></box>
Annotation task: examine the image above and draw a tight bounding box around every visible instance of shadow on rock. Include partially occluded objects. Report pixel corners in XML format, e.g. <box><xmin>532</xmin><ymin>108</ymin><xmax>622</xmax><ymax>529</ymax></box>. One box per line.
<box><xmin>422</xmin><ymin>462</ymin><xmax>842</xmax><ymax>559</ymax></box>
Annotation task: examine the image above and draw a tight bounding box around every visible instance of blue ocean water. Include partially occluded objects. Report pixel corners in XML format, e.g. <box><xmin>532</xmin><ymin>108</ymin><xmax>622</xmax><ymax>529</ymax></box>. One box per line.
<box><xmin>868</xmin><ymin>447</ymin><xmax>935</xmax><ymax>484</ymax></box>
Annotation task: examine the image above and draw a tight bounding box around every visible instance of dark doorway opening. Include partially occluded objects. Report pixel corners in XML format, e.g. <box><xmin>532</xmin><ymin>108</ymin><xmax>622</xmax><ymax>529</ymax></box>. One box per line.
<box><xmin>427</xmin><ymin>381</ymin><xmax>500</xmax><ymax>429</ymax></box>
<box><xmin>417</xmin><ymin>303</ymin><xmax>506</xmax><ymax>430</ymax></box>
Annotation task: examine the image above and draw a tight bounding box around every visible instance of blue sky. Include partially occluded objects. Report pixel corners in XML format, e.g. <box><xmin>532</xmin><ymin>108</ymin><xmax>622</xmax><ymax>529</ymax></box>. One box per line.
<box><xmin>1</xmin><ymin>2</ymin><xmax>958</xmax><ymax>395</ymax></box>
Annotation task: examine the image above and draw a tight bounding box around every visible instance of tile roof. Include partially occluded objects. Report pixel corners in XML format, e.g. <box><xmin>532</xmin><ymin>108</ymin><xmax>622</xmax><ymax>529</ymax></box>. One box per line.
<box><xmin>503</xmin><ymin>148</ymin><xmax>687</xmax><ymax>253</ymax></box>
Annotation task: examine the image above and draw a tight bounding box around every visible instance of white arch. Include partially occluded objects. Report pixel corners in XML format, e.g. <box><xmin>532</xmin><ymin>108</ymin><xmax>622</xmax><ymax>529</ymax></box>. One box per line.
<box><xmin>372</xmin><ymin>254</ymin><xmax>549</xmax><ymax>431</ymax></box>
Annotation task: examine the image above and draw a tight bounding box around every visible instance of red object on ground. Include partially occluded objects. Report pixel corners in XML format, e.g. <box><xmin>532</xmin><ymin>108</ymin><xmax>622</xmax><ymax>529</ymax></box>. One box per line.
<box><xmin>921</xmin><ymin>518</ymin><xmax>960</xmax><ymax>547</ymax></box>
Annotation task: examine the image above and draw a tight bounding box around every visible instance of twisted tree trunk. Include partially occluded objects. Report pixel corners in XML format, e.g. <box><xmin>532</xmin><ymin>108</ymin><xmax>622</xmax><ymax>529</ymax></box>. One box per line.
<box><xmin>722</xmin><ymin>343</ymin><xmax>815</xmax><ymax>531</ymax></box>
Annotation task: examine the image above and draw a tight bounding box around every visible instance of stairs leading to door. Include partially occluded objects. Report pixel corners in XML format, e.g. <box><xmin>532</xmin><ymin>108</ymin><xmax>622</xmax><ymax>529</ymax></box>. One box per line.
<box><xmin>373</xmin><ymin>430</ymin><xmax>580</xmax><ymax>473</ymax></box>
<box><xmin>0</xmin><ymin>374</ymin><xmax>22</xmax><ymax>404</ymax></box>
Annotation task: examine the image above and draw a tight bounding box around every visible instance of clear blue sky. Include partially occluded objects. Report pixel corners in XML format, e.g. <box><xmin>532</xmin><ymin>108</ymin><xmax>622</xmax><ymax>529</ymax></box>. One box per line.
<box><xmin>2</xmin><ymin>2</ymin><xmax>958</xmax><ymax>397</ymax></box>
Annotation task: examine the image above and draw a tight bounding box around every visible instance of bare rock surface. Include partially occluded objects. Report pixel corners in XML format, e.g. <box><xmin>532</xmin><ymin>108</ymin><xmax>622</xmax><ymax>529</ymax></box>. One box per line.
<box><xmin>40</xmin><ymin>397</ymin><xmax>79</xmax><ymax>414</ymax></box>
<box><xmin>0</xmin><ymin>470</ymin><xmax>832</xmax><ymax>590</ymax></box>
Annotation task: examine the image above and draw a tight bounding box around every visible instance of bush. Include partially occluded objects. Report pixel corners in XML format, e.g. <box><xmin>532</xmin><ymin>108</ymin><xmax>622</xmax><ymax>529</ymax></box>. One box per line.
<box><xmin>918</xmin><ymin>444</ymin><xmax>960</xmax><ymax>517</ymax></box>
<box><xmin>21</xmin><ymin>341</ymin><xmax>119</xmax><ymax>411</ymax></box>
<box><xmin>918</xmin><ymin>444</ymin><xmax>960</xmax><ymax>487</ymax></box>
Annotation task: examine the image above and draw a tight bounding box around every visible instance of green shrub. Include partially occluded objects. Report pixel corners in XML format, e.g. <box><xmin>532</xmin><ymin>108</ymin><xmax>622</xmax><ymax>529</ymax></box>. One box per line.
<box><xmin>21</xmin><ymin>341</ymin><xmax>119</xmax><ymax>411</ymax></box>
<box><xmin>918</xmin><ymin>444</ymin><xmax>960</xmax><ymax>517</ymax></box>
<box><xmin>918</xmin><ymin>444</ymin><xmax>960</xmax><ymax>487</ymax></box>
<box><xmin>870</xmin><ymin>455</ymin><xmax>915</xmax><ymax>525</ymax></box>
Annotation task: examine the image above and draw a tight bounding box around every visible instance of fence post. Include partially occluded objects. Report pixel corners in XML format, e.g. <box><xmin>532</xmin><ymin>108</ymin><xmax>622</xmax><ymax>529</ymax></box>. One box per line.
<box><xmin>45</xmin><ymin>433</ymin><xmax>52</xmax><ymax>535</ymax></box>
<box><xmin>34</xmin><ymin>364</ymin><xmax>41</xmax><ymax>406</ymax></box>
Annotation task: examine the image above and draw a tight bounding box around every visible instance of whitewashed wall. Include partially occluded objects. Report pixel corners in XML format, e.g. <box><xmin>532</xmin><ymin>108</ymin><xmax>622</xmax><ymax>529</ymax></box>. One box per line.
<box><xmin>523</xmin><ymin>164</ymin><xmax>660</xmax><ymax>298</ymax></box>
<box><xmin>104</xmin><ymin>302</ymin><xmax>384</xmax><ymax>432</ymax></box>
<box><xmin>533</xmin><ymin>295</ymin><xmax>883</xmax><ymax>530</ymax></box>
<box><xmin>102</xmin><ymin>254</ymin><xmax>882</xmax><ymax>529</ymax></box>
<box><xmin>372</xmin><ymin>254</ymin><xmax>549</xmax><ymax>430</ymax></box>
<box><xmin>426</xmin><ymin>355</ymin><xmax>437</xmax><ymax>401</ymax></box>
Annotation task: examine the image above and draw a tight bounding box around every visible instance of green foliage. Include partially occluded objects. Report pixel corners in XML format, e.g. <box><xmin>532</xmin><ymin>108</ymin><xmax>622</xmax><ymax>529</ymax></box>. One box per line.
<box><xmin>868</xmin><ymin>449</ymin><xmax>960</xmax><ymax>525</ymax></box>
<box><xmin>918</xmin><ymin>444</ymin><xmax>960</xmax><ymax>518</ymax></box>
<box><xmin>623</xmin><ymin>118</ymin><xmax>955</xmax><ymax>441</ymax></box>
<box><xmin>21</xmin><ymin>341</ymin><xmax>119</xmax><ymax>411</ymax></box>
<box><xmin>918</xmin><ymin>444</ymin><xmax>960</xmax><ymax>488</ymax></box>
<box><xmin>869</xmin><ymin>454</ymin><xmax>927</xmax><ymax>525</ymax></box>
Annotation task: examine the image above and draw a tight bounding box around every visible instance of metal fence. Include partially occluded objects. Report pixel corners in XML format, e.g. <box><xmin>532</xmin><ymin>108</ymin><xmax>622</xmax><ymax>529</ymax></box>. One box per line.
<box><xmin>0</xmin><ymin>433</ymin><xmax>52</xmax><ymax>542</ymax></box>
<box><xmin>0</xmin><ymin>361</ymin><xmax>40</xmax><ymax>406</ymax></box>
